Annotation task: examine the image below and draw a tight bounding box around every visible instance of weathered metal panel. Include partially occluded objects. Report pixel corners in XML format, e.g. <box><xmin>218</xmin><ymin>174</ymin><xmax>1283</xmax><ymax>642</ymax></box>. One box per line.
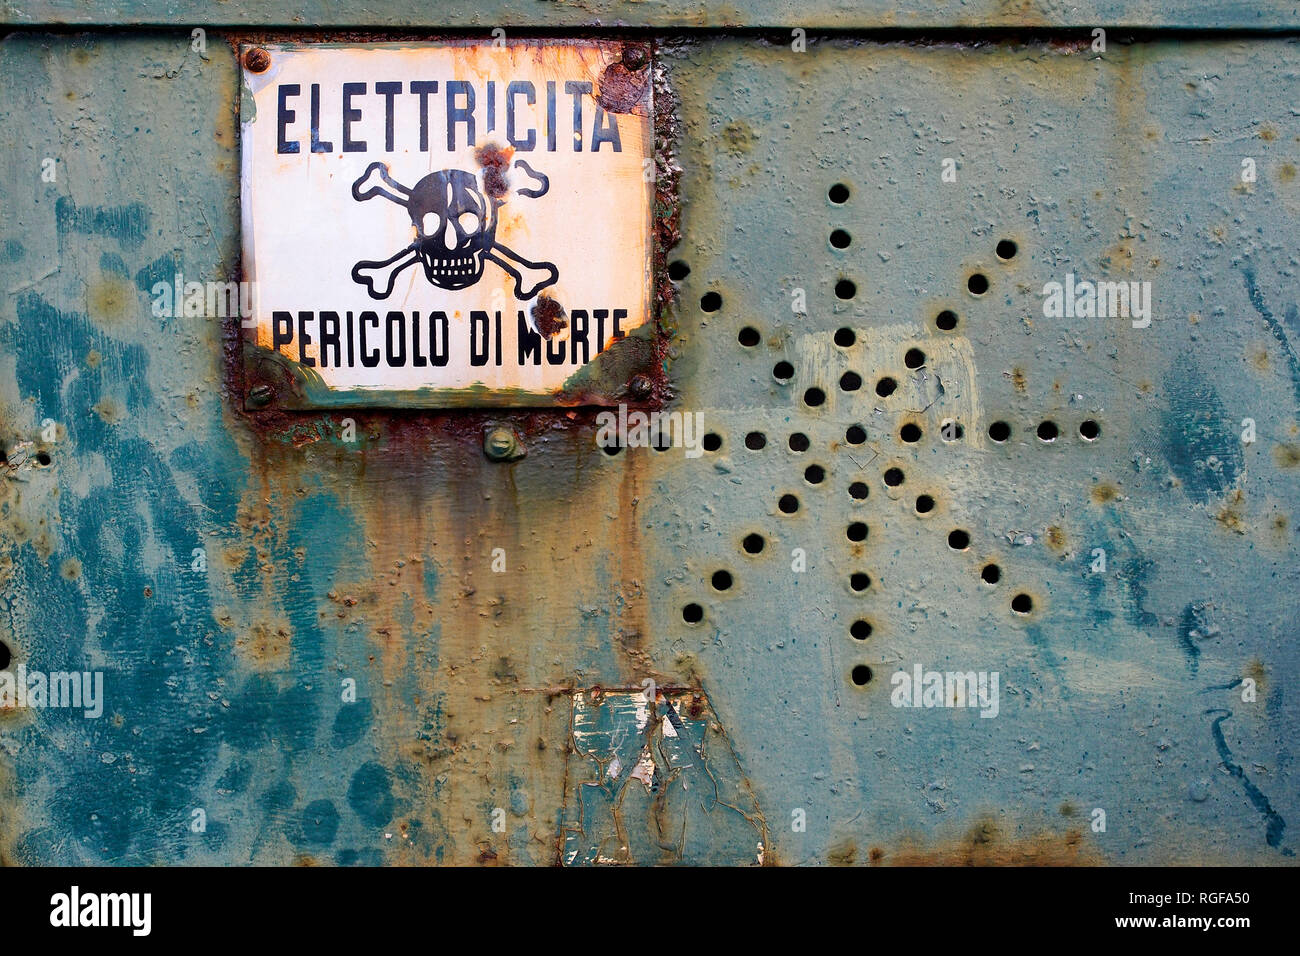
<box><xmin>1</xmin><ymin>26</ymin><xmax>1297</xmax><ymax>866</ymax></box>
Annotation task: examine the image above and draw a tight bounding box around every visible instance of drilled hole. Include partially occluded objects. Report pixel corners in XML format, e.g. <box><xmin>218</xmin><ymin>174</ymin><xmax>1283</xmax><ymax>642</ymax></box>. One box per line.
<box><xmin>845</xmin><ymin>424</ymin><xmax>866</xmax><ymax>445</ymax></box>
<box><xmin>682</xmin><ymin>603</ymin><xmax>703</xmax><ymax>624</ymax></box>
<box><xmin>828</xmin><ymin>183</ymin><xmax>850</xmax><ymax>204</ymax></box>
<box><xmin>712</xmin><ymin>570</ymin><xmax>733</xmax><ymax>591</ymax></box>
<box><xmin>702</xmin><ymin>433</ymin><xmax>722</xmax><ymax>452</ymax></box>
<box><xmin>1011</xmin><ymin>593</ymin><xmax>1034</xmax><ymax>615</ymax></box>
<box><xmin>701</xmin><ymin>291</ymin><xmax>722</xmax><ymax>312</ymax></box>
<box><xmin>876</xmin><ymin>377</ymin><xmax>897</xmax><ymax>397</ymax></box>
<box><xmin>788</xmin><ymin>432</ymin><xmax>809</xmax><ymax>452</ymax></box>
<box><xmin>804</xmin><ymin>387</ymin><xmax>826</xmax><ymax>407</ymax></box>
<box><xmin>846</xmin><ymin>521</ymin><xmax>868</xmax><ymax>542</ymax></box>
<box><xmin>883</xmin><ymin>467</ymin><xmax>904</xmax><ymax>487</ymax></box>
<box><xmin>830</xmin><ymin>229</ymin><xmax>852</xmax><ymax>250</ymax></box>
<box><xmin>851</xmin><ymin>664</ymin><xmax>873</xmax><ymax>686</ymax></box>
<box><xmin>779</xmin><ymin>494</ymin><xmax>800</xmax><ymax>514</ymax></box>
<box><xmin>948</xmin><ymin>529</ymin><xmax>971</xmax><ymax>550</ymax></box>
<box><xmin>602</xmin><ymin>442</ymin><xmax>622</xmax><ymax>456</ymax></box>
<box><xmin>834</xmin><ymin>327</ymin><xmax>856</xmax><ymax>347</ymax></box>
<box><xmin>0</xmin><ymin>640</ymin><xmax>10</xmax><ymax>670</ymax></box>
<box><xmin>941</xmin><ymin>420</ymin><xmax>964</xmax><ymax>442</ymax></box>
<box><xmin>745</xmin><ymin>431</ymin><xmax>767</xmax><ymax>450</ymax></box>
<box><xmin>1037</xmin><ymin>420</ymin><xmax>1059</xmax><ymax>442</ymax></box>
<box><xmin>35</xmin><ymin>451</ymin><xmax>52</xmax><ymax>466</ymax></box>
<box><xmin>738</xmin><ymin>326</ymin><xmax>760</xmax><ymax>347</ymax></box>
<box><xmin>900</xmin><ymin>423</ymin><xmax>922</xmax><ymax>443</ymax></box>
<box><xmin>935</xmin><ymin>309</ymin><xmax>958</xmax><ymax>331</ymax></box>
<box><xmin>840</xmin><ymin>371</ymin><xmax>862</xmax><ymax>392</ymax></box>
<box><xmin>668</xmin><ymin>260</ymin><xmax>691</xmax><ymax>281</ymax></box>
<box><xmin>742</xmin><ymin>533</ymin><xmax>765</xmax><ymax>555</ymax></box>
<box><xmin>981</xmin><ymin>563</ymin><xmax>1001</xmax><ymax>585</ymax></box>
<box><xmin>850</xmin><ymin>620</ymin><xmax>873</xmax><ymax>640</ymax></box>
<box><xmin>835</xmin><ymin>279</ymin><xmax>857</xmax><ymax>300</ymax></box>
<box><xmin>996</xmin><ymin>239</ymin><xmax>1018</xmax><ymax>261</ymax></box>
<box><xmin>849</xmin><ymin>481</ymin><xmax>869</xmax><ymax>500</ymax></box>
<box><xmin>988</xmin><ymin>421</ymin><xmax>1010</xmax><ymax>443</ymax></box>
<box><xmin>915</xmin><ymin>494</ymin><xmax>935</xmax><ymax>514</ymax></box>
<box><xmin>967</xmin><ymin>273</ymin><xmax>989</xmax><ymax>296</ymax></box>
<box><xmin>773</xmin><ymin>361</ymin><xmax>794</xmax><ymax>382</ymax></box>
<box><xmin>805</xmin><ymin>464</ymin><xmax>826</xmax><ymax>484</ymax></box>
<box><xmin>1079</xmin><ymin>419</ymin><xmax>1101</xmax><ymax>441</ymax></box>
<box><xmin>904</xmin><ymin>348</ymin><xmax>926</xmax><ymax>369</ymax></box>
<box><xmin>850</xmin><ymin>572</ymin><xmax>871</xmax><ymax>592</ymax></box>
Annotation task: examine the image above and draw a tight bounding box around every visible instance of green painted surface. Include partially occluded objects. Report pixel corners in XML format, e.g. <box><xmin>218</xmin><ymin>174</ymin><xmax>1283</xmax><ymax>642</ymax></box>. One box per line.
<box><xmin>1</xmin><ymin>28</ymin><xmax>1298</xmax><ymax>865</ymax></box>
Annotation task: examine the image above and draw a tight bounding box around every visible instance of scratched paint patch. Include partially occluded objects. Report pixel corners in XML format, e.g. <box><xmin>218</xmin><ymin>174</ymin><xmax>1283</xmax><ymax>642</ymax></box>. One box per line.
<box><xmin>561</xmin><ymin>689</ymin><xmax>768</xmax><ymax>865</ymax></box>
<box><xmin>239</xmin><ymin>41</ymin><xmax>654</xmax><ymax>408</ymax></box>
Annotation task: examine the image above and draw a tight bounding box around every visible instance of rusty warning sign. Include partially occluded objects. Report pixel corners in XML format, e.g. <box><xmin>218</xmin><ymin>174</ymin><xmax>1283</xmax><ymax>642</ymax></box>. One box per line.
<box><xmin>239</xmin><ymin>41</ymin><xmax>655</xmax><ymax>409</ymax></box>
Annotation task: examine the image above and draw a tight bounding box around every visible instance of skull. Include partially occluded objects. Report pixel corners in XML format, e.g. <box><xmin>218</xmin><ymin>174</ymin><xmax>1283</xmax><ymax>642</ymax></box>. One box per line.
<box><xmin>406</xmin><ymin>169</ymin><xmax>496</xmax><ymax>289</ymax></box>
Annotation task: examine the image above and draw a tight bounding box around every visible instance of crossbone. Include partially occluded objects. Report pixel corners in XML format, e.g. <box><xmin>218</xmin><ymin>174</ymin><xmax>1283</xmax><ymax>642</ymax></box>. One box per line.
<box><xmin>350</xmin><ymin>160</ymin><xmax>560</xmax><ymax>301</ymax></box>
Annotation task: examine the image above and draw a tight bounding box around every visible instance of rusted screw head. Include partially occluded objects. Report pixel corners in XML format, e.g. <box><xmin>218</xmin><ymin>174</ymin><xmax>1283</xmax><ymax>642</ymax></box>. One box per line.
<box><xmin>247</xmin><ymin>383</ymin><xmax>274</xmax><ymax>408</ymax></box>
<box><xmin>628</xmin><ymin>374</ymin><xmax>653</xmax><ymax>400</ymax></box>
<box><xmin>484</xmin><ymin>427</ymin><xmax>524</xmax><ymax>462</ymax></box>
<box><xmin>244</xmin><ymin>48</ymin><xmax>271</xmax><ymax>74</ymax></box>
<box><xmin>621</xmin><ymin>45</ymin><xmax>649</xmax><ymax>71</ymax></box>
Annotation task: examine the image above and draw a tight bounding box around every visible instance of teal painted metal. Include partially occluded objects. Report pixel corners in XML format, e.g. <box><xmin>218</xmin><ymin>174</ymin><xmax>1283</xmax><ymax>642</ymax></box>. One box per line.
<box><xmin>1</xmin><ymin>20</ymin><xmax>1299</xmax><ymax>866</ymax></box>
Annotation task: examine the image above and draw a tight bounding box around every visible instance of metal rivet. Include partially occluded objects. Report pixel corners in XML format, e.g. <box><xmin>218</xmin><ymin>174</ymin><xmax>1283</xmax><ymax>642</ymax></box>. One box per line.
<box><xmin>244</xmin><ymin>48</ymin><xmax>271</xmax><ymax>74</ymax></box>
<box><xmin>247</xmin><ymin>383</ymin><xmax>274</xmax><ymax>408</ymax></box>
<box><xmin>484</xmin><ymin>427</ymin><xmax>524</xmax><ymax>462</ymax></box>
<box><xmin>621</xmin><ymin>45</ymin><xmax>649</xmax><ymax>71</ymax></box>
<box><xmin>628</xmin><ymin>374</ymin><xmax>653</xmax><ymax>399</ymax></box>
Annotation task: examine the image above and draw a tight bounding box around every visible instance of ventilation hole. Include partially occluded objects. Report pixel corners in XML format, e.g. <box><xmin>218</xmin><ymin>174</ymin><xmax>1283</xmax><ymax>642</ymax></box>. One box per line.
<box><xmin>745</xmin><ymin>431</ymin><xmax>767</xmax><ymax>450</ymax></box>
<box><xmin>834</xmin><ymin>327</ymin><xmax>856</xmax><ymax>347</ymax></box>
<box><xmin>883</xmin><ymin>467</ymin><xmax>904</xmax><ymax>487</ymax></box>
<box><xmin>935</xmin><ymin>309</ymin><xmax>958</xmax><ymax>331</ymax></box>
<box><xmin>851</xmin><ymin>664</ymin><xmax>873</xmax><ymax>686</ymax></box>
<box><xmin>840</xmin><ymin>371</ymin><xmax>862</xmax><ymax>392</ymax></box>
<box><xmin>948</xmin><ymin>529</ymin><xmax>971</xmax><ymax>550</ymax></box>
<box><xmin>804</xmin><ymin>387</ymin><xmax>826</xmax><ymax>407</ymax></box>
<box><xmin>850</xmin><ymin>572</ymin><xmax>871</xmax><ymax>592</ymax></box>
<box><xmin>941</xmin><ymin>420</ymin><xmax>964</xmax><ymax>442</ymax></box>
<box><xmin>652</xmin><ymin>433</ymin><xmax>672</xmax><ymax>452</ymax></box>
<box><xmin>904</xmin><ymin>348</ymin><xmax>926</xmax><ymax>369</ymax></box>
<box><xmin>876</xmin><ymin>377</ymin><xmax>897</xmax><ymax>397</ymax></box>
<box><xmin>701</xmin><ymin>291</ymin><xmax>722</xmax><ymax>312</ymax></box>
<box><xmin>850</xmin><ymin>620</ymin><xmax>873</xmax><ymax>640</ymax></box>
<box><xmin>1037</xmin><ymin>420</ymin><xmax>1059</xmax><ymax>442</ymax></box>
<box><xmin>35</xmin><ymin>451</ymin><xmax>52</xmax><ymax>466</ymax></box>
<box><xmin>996</xmin><ymin>239</ymin><xmax>1018</xmax><ymax>261</ymax></box>
<box><xmin>711</xmin><ymin>570</ymin><xmax>733</xmax><ymax>591</ymax></box>
<box><xmin>849</xmin><ymin>481</ymin><xmax>869</xmax><ymax>500</ymax></box>
<box><xmin>988</xmin><ymin>421</ymin><xmax>1010</xmax><ymax>443</ymax></box>
<box><xmin>742</xmin><ymin>533</ymin><xmax>765</xmax><ymax>555</ymax></box>
<box><xmin>805</xmin><ymin>464</ymin><xmax>826</xmax><ymax>485</ymax></box>
<box><xmin>1079</xmin><ymin>419</ymin><xmax>1101</xmax><ymax>441</ymax></box>
<box><xmin>845</xmin><ymin>424</ymin><xmax>866</xmax><ymax>445</ymax></box>
<box><xmin>915</xmin><ymin>494</ymin><xmax>935</xmax><ymax>514</ymax></box>
<box><xmin>967</xmin><ymin>273</ymin><xmax>989</xmax><ymax>296</ymax></box>
<box><xmin>779</xmin><ymin>494</ymin><xmax>800</xmax><ymax>514</ymax></box>
<box><xmin>788</xmin><ymin>432</ymin><xmax>810</xmax><ymax>452</ymax></box>
<box><xmin>773</xmin><ymin>361</ymin><xmax>794</xmax><ymax>382</ymax></box>
<box><xmin>682</xmin><ymin>603</ymin><xmax>704</xmax><ymax>624</ymax></box>
<box><xmin>846</xmin><ymin>522</ymin><xmax>868</xmax><ymax>542</ymax></box>
<box><xmin>703</xmin><ymin>432</ymin><xmax>722</xmax><ymax>452</ymax></box>
<box><xmin>828</xmin><ymin>183</ymin><xmax>850</xmax><ymax>204</ymax></box>
<box><xmin>830</xmin><ymin>229</ymin><xmax>852</xmax><ymax>250</ymax></box>
<box><xmin>835</xmin><ymin>279</ymin><xmax>857</xmax><ymax>300</ymax></box>
<box><xmin>1011</xmin><ymin>593</ymin><xmax>1034</xmax><ymax>615</ymax></box>
<box><xmin>900</xmin><ymin>423</ymin><xmax>922</xmax><ymax>443</ymax></box>
<box><xmin>602</xmin><ymin>442</ymin><xmax>622</xmax><ymax>456</ymax></box>
<box><xmin>668</xmin><ymin>260</ymin><xmax>691</xmax><ymax>281</ymax></box>
<box><xmin>981</xmin><ymin>563</ymin><xmax>1001</xmax><ymax>585</ymax></box>
<box><xmin>738</xmin><ymin>326</ymin><xmax>761</xmax><ymax>347</ymax></box>
<box><xmin>0</xmin><ymin>640</ymin><xmax>10</xmax><ymax>670</ymax></box>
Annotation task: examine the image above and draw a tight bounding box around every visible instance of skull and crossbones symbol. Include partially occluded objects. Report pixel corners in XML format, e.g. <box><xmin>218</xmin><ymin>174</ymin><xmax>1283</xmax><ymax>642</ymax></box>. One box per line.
<box><xmin>350</xmin><ymin>158</ymin><xmax>559</xmax><ymax>301</ymax></box>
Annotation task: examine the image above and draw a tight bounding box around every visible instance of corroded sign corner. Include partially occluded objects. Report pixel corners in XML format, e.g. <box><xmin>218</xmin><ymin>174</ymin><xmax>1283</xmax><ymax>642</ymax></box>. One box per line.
<box><xmin>239</xmin><ymin>41</ymin><xmax>655</xmax><ymax>410</ymax></box>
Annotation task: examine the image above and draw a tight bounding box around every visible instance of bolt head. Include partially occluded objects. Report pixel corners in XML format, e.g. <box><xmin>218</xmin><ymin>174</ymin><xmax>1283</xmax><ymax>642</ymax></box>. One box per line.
<box><xmin>247</xmin><ymin>383</ymin><xmax>274</xmax><ymax>408</ymax></box>
<box><xmin>484</xmin><ymin>427</ymin><xmax>524</xmax><ymax>462</ymax></box>
<box><xmin>628</xmin><ymin>374</ymin><xmax>653</xmax><ymax>399</ymax></box>
<box><xmin>244</xmin><ymin>48</ymin><xmax>271</xmax><ymax>73</ymax></box>
<box><xmin>621</xmin><ymin>45</ymin><xmax>649</xmax><ymax>71</ymax></box>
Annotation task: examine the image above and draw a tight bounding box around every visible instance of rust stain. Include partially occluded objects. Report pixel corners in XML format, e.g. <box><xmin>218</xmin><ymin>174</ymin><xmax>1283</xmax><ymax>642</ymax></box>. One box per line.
<box><xmin>868</xmin><ymin>817</ymin><xmax>1101</xmax><ymax>866</ymax></box>
<box><xmin>1091</xmin><ymin>482</ymin><xmax>1119</xmax><ymax>504</ymax></box>
<box><xmin>1273</xmin><ymin>443</ymin><xmax>1300</xmax><ymax>468</ymax></box>
<box><xmin>474</xmin><ymin>142</ymin><xmax>513</xmax><ymax>199</ymax></box>
<box><xmin>531</xmin><ymin>294</ymin><xmax>568</xmax><ymax>339</ymax></box>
